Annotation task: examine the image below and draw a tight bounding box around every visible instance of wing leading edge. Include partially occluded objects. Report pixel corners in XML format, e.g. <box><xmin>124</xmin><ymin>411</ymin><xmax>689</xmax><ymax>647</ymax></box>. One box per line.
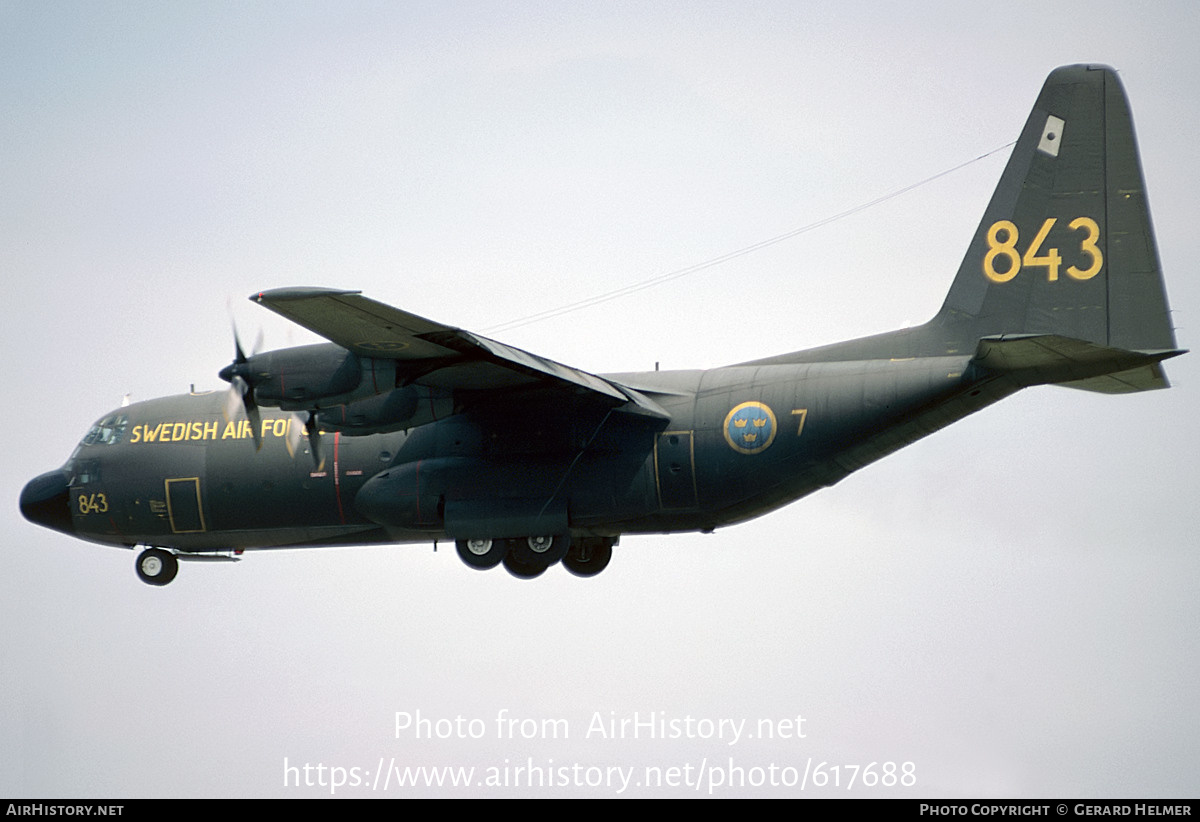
<box><xmin>251</xmin><ymin>287</ymin><xmax>669</xmax><ymax>419</ymax></box>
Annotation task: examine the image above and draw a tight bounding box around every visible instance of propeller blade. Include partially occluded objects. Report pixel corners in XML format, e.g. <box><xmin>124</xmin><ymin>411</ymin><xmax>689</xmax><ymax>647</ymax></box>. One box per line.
<box><xmin>246</xmin><ymin>389</ymin><xmax>262</xmax><ymax>451</ymax></box>
<box><xmin>228</xmin><ymin>301</ymin><xmax>262</xmax><ymax>363</ymax></box>
<box><xmin>231</xmin><ymin>316</ymin><xmax>248</xmax><ymax>365</ymax></box>
<box><xmin>305</xmin><ymin>412</ymin><xmax>322</xmax><ymax>469</ymax></box>
<box><xmin>285</xmin><ymin>413</ymin><xmax>305</xmax><ymax>457</ymax></box>
<box><xmin>223</xmin><ymin>378</ymin><xmax>243</xmax><ymax>424</ymax></box>
<box><xmin>220</xmin><ymin>317</ymin><xmax>265</xmax><ymax>451</ymax></box>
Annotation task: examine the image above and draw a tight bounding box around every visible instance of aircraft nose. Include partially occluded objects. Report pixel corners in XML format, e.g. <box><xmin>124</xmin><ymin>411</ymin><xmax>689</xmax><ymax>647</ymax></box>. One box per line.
<box><xmin>20</xmin><ymin>470</ymin><xmax>75</xmax><ymax>535</ymax></box>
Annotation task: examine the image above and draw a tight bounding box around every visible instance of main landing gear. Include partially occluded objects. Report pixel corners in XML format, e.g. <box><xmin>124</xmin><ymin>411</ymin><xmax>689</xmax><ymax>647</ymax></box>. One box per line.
<box><xmin>562</xmin><ymin>537</ymin><xmax>613</xmax><ymax>578</ymax></box>
<box><xmin>454</xmin><ymin>536</ymin><xmax>615</xmax><ymax>579</ymax></box>
<box><xmin>135</xmin><ymin>547</ymin><xmax>178</xmax><ymax>586</ymax></box>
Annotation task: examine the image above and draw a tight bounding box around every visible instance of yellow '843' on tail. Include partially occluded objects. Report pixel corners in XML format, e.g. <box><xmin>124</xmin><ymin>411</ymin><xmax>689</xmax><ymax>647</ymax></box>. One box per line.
<box><xmin>982</xmin><ymin>217</ymin><xmax>1103</xmax><ymax>283</ymax></box>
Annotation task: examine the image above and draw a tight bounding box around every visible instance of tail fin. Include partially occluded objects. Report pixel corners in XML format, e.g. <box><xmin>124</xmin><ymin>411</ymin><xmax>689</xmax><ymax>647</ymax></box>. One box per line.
<box><xmin>932</xmin><ymin>64</ymin><xmax>1182</xmax><ymax>389</ymax></box>
<box><xmin>760</xmin><ymin>65</ymin><xmax>1183</xmax><ymax>388</ymax></box>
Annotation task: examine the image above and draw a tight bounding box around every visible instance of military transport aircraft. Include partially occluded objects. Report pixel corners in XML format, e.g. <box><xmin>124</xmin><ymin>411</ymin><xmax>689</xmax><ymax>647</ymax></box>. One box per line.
<box><xmin>20</xmin><ymin>65</ymin><xmax>1183</xmax><ymax>585</ymax></box>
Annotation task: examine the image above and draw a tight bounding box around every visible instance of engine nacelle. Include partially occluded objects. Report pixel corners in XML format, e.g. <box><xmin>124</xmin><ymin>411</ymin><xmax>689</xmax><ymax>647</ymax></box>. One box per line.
<box><xmin>242</xmin><ymin>343</ymin><xmax>401</xmax><ymax>411</ymax></box>
<box><xmin>319</xmin><ymin>386</ymin><xmax>454</xmax><ymax>435</ymax></box>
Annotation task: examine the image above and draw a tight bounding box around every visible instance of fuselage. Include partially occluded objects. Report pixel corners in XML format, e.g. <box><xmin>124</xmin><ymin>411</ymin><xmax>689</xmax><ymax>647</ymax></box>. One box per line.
<box><xmin>22</xmin><ymin>354</ymin><xmax>1006</xmax><ymax>556</ymax></box>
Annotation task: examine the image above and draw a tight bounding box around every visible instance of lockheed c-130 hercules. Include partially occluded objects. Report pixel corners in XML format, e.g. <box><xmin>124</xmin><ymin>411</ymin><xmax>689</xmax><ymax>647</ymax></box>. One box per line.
<box><xmin>20</xmin><ymin>65</ymin><xmax>1183</xmax><ymax>585</ymax></box>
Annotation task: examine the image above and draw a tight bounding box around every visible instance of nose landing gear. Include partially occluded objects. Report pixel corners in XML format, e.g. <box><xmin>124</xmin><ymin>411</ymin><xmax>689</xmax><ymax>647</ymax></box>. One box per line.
<box><xmin>135</xmin><ymin>547</ymin><xmax>179</xmax><ymax>586</ymax></box>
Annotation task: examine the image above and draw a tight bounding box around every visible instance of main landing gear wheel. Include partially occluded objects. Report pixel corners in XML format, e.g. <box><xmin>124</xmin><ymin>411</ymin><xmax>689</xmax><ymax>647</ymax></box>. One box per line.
<box><xmin>455</xmin><ymin>538</ymin><xmax>508</xmax><ymax>570</ymax></box>
<box><xmin>135</xmin><ymin>547</ymin><xmax>178</xmax><ymax>586</ymax></box>
<box><xmin>563</xmin><ymin>538</ymin><xmax>613</xmax><ymax>578</ymax></box>
<box><xmin>502</xmin><ymin>548</ymin><xmax>548</xmax><ymax>580</ymax></box>
<box><xmin>510</xmin><ymin>534</ymin><xmax>570</xmax><ymax>567</ymax></box>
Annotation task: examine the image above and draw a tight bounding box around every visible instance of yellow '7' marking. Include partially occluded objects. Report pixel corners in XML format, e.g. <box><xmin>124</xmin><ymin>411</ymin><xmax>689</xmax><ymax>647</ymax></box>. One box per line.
<box><xmin>983</xmin><ymin>217</ymin><xmax>1102</xmax><ymax>283</ymax></box>
<box><xmin>791</xmin><ymin>409</ymin><xmax>808</xmax><ymax>436</ymax></box>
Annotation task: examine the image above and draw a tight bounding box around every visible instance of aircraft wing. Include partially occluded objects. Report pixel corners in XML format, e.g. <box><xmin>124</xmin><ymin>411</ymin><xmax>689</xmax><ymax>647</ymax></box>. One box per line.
<box><xmin>251</xmin><ymin>287</ymin><xmax>668</xmax><ymax>418</ymax></box>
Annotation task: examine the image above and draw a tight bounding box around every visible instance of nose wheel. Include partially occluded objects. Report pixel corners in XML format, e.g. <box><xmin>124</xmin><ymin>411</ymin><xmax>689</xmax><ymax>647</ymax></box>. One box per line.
<box><xmin>135</xmin><ymin>548</ymin><xmax>179</xmax><ymax>586</ymax></box>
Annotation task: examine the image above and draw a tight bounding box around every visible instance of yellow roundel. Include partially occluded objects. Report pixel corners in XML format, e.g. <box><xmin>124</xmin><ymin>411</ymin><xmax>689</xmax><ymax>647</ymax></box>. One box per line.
<box><xmin>722</xmin><ymin>401</ymin><xmax>778</xmax><ymax>455</ymax></box>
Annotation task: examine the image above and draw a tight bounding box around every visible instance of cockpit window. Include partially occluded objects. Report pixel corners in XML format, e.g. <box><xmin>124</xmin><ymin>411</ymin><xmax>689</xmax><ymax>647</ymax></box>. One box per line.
<box><xmin>81</xmin><ymin>413</ymin><xmax>128</xmax><ymax>446</ymax></box>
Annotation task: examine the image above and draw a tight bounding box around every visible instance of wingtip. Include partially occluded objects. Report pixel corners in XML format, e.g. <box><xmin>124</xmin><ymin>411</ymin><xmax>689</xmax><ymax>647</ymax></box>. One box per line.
<box><xmin>250</xmin><ymin>287</ymin><xmax>363</xmax><ymax>303</ymax></box>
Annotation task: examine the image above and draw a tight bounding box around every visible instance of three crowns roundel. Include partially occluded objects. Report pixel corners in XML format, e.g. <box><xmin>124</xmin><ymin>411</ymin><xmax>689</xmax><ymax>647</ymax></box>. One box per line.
<box><xmin>723</xmin><ymin>401</ymin><xmax>777</xmax><ymax>455</ymax></box>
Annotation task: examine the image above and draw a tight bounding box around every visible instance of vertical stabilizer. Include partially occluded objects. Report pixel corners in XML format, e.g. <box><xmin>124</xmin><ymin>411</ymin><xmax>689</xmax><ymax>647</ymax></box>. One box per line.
<box><xmin>934</xmin><ymin>64</ymin><xmax>1176</xmax><ymax>355</ymax></box>
<box><xmin>742</xmin><ymin>65</ymin><xmax>1182</xmax><ymax>388</ymax></box>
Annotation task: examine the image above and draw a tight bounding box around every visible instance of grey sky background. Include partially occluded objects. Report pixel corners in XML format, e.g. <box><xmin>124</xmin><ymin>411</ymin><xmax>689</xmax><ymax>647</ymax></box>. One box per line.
<box><xmin>3</xmin><ymin>1</ymin><xmax>1198</xmax><ymax>798</ymax></box>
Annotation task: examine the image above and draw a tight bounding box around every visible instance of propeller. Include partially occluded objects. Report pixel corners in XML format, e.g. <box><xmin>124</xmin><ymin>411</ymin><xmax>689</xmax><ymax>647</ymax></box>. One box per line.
<box><xmin>218</xmin><ymin>321</ymin><xmax>264</xmax><ymax>451</ymax></box>
<box><xmin>218</xmin><ymin>314</ymin><xmax>323</xmax><ymax>467</ymax></box>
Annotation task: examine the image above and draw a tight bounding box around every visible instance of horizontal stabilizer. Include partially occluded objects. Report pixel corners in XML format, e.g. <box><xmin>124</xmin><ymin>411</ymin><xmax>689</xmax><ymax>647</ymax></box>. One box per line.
<box><xmin>972</xmin><ymin>334</ymin><xmax>1185</xmax><ymax>391</ymax></box>
<box><xmin>1059</xmin><ymin>364</ymin><xmax>1174</xmax><ymax>394</ymax></box>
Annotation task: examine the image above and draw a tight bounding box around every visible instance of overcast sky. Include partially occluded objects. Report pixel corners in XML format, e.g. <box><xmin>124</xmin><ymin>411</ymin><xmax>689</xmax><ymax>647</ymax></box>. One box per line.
<box><xmin>3</xmin><ymin>0</ymin><xmax>1198</xmax><ymax>798</ymax></box>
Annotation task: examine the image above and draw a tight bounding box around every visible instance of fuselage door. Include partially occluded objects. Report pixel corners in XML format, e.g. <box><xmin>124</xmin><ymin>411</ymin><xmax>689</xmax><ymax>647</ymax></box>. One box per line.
<box><xmin>165</xmin><ymin>477</ymin><xmax>206</xmax><ymax>533</ymax></box>
<box><xmin>654</xmin><ymin>430</ymin><xmax>697</xmax><ymax>510</ymax></box>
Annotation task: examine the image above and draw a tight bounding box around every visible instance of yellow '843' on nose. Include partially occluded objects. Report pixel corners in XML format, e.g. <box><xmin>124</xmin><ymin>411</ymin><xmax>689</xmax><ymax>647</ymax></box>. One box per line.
<box><xmin>983</xmin><ymin>217</ymin><xmax>1102</xmax><ymax>283</ymax></box>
